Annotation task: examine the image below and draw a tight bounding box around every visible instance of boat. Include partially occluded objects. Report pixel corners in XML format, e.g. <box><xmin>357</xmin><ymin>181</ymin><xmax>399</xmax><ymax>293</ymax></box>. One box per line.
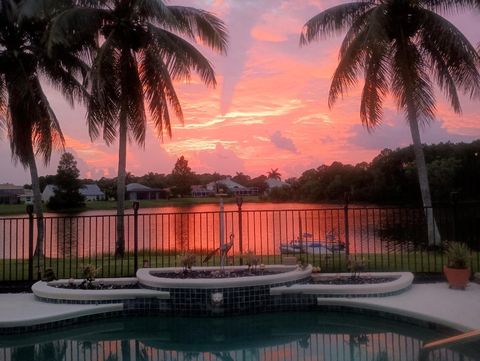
<box><xmin>279</xmin><ymin>232</ymin><xmax>345</xmax><ymax>255</ymax></box>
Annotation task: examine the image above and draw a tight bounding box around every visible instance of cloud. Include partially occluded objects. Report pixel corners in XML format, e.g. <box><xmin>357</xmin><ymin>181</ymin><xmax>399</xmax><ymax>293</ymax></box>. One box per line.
<box><xmin>191</xmin><ymin>143</ymin><xmax>245</xmax><ymax>175</ymax></box>
<box><xmin>349</xmin><ymin>112</ymin><xmax>478</xmax><ymax>151</ymax></box>
<box><xmin>270</xmin><ymin>131</ymin><xmax>299</xmax><ymax>153</ymax></box>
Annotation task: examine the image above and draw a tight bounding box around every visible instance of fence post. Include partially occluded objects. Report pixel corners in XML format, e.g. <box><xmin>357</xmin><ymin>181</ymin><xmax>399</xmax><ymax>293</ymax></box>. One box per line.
<box><xmin>27</xmin><ymin>205</ymin><xmax>34</xmax><ymax>282</ymax></box>
<box><xmin>236</xmin><ymin>196</ymin><xmax>244</xmax><ymax>265</ymax></box>
<box><xmin>133</xmin><ymin>202</ymin><xmax>139</xmax><ymax>273</ymax></box>
<box><xmin>450</xmin><ymin>192</ymin><xmax>459</xmax><ymax>243</ymax></box>
<box><xmin>344</xmin><ymin>192</ymin><xmax>350</xmax><ymax>257</ymax></box>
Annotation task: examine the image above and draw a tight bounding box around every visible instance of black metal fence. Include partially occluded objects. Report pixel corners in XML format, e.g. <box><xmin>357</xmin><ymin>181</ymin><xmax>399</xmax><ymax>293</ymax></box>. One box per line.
<box><xmin>1</xmin><ymin>202</ymin><xmax>479</xmax><ymax>282</ymax></box>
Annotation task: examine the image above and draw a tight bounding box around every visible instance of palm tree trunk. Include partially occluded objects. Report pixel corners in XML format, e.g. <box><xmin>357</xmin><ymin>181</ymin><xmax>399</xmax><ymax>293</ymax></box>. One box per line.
<box><xmin>116</xmin><ymin>111</ymin><xmax>127</xmax><ymax>257</ymax></box>
<box><xmin>407</xmin><ymin>108</ymin><xmax>441</xmax><ymax>246</ymax></box>
<box><xmin>28</xmin><ymin>146</ymin><xmax>44</xmax><ymax>261</ymax></box>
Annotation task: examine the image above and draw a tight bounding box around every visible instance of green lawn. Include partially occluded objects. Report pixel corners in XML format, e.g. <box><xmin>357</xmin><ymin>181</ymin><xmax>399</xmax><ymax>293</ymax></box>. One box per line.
<box><xmin>2</xmin><ymin>251</ymin><xmax>479</xmax><ymax>281</ymax></box>
<box><xmin>0</xmin><ymin>196</ymin><xmax>262</xmax><ymax>216</ymax></box>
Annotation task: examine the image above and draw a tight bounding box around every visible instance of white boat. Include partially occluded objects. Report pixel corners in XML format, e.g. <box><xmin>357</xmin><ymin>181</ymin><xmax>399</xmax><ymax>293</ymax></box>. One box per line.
<box><xmin>279</xmin><ymin>232</ymin><xmax>345</xmax><ymax>255</ymax></box>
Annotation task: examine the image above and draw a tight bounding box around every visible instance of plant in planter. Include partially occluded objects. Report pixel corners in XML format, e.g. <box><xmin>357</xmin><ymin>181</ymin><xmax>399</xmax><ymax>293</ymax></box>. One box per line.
<box><xmin>179</xmin><ymin>253</ymin><xmax>196</xmax><ymax>272</ymax></box>
<box><xmin>347</xmin><ymin>256</ymin><xmax>367</xmax><ymax>280</ymax></box>
<box><xmin>444</xmin><ymin>242</ymin><xmax>471</xmax><ymax>290</ymax></box>
<box><xmin>81</xmin><ymin>264</ymin><xmax>100</xmax><ymax>289</ymax></box>
<box><xmin>241</xmin><ymin>251</ymin><xmax>260</xmax><ymax>272</ymax></box>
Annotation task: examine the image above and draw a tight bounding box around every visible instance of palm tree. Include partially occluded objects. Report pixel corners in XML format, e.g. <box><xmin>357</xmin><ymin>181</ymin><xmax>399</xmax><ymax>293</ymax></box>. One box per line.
<box><xmin>49</xmin><ymin>0</ymin><xmax>228</xmax><ymax>256</ymax></box>
<box><xmin>267</xmin><ymin>168</ymin><xmax>282</xmax><ymax>180</ymax></box>
<box><xmin>301</xmin><ymin>0</ymin><xmax>480</xmax><ymax>245</ymax></box>
<box><xmin>0</xmin><ymin>0</ymin><xmax>89</xmax><ymax>258</ymax></box>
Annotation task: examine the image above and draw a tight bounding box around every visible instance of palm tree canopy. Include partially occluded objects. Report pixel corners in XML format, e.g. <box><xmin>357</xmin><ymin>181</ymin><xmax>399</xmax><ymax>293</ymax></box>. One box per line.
<box><xmin>300</xmin><ymin>0</ymin><xmax>480</xmax><ymax>130</ymax></box>
<box><xmin>48</xmin><ymin>0</ymin><xmax>228</xmax><ymax>146</ymax></box>
<box><xmin>267</xmin><ymin>168</ymin><xmax>282</xmax><ymax>180</ymax></box>
<box><xmin>0</xmin><ymin>0</ymin><xmax>89</xmax><ymax>166</ymax></box>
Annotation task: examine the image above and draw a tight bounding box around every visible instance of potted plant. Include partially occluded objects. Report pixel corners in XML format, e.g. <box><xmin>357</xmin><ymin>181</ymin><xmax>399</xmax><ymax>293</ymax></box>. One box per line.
<box><xmin>444</xmin><ymin>242</ymin><xmax>471</xmax><ymax>289</ymax></box>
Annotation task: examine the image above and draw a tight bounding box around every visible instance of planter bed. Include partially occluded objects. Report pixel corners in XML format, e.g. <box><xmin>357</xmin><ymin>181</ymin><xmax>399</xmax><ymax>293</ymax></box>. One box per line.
<box><xmin>270</xmin><ymin>272</ymin><xmax>414</xmax><ymax>297</ymax></box>
<box><xmin>32</xmin><ymin>278</ymin><xmax>170</xmax><ymax>303</ymax></box>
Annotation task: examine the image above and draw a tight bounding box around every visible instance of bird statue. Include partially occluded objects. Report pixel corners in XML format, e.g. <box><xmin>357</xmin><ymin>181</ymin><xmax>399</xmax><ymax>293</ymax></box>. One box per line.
<box><xmin>203</xmin><ymin>233</ymin><xmax>234</xmax><ymax>264</ymax></box>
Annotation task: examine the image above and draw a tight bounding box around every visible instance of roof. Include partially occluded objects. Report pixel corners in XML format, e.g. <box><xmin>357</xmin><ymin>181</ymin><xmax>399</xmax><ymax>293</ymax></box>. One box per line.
<box><xmin>207</xmin><ymin>178</ymin><xmax>246</xmax><ymax>191</ymax></box>
<box><xmin>43</xmin><ymin>184</ymin><xmax>104</xmax><ymax>196</ymax></box>
<box><xmin>126</xmin><ymin>183</ymin><xmax>161</xmax><ymax>192</ymax></box>
<box><xmin>81</xmin><ymin>184</ymin><xmax>104</xmax><ymax>197</ymax></box>
<box><xmin>0</xmin><ymin>183</ymin><xmax>23</xmax><ymax>191</ymax></box>
<box><xmin>266</xmin><ymin>178</ymin><xmax>289</xmax><ymax>188</ymax></box>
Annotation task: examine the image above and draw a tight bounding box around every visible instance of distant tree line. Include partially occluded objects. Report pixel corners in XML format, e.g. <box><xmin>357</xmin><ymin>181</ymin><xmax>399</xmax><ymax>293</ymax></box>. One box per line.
<box><xmin>35</xmin><ymin>141</ymin><xmax>479</xmax><ymax>205</ymax></box>
<box><xmin>270</xmin><ymin>141</ymin><xmax>480</xmax><ymax>205</ymax></box>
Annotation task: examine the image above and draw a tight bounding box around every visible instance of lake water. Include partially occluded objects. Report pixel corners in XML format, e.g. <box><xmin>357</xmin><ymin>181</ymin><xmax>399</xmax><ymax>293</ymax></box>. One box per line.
<box><xmin>1</xmin><ymin>201</ymin><xmax>415</xmax><ymax>260</ymax></box>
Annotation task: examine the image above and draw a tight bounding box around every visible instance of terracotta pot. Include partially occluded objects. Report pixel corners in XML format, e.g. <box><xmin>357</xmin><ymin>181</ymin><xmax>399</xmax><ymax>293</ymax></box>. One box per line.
<box><xmin>443</xmin><ymin>266</ymin><xmax>470</xmax><ymax>290</ymax></box>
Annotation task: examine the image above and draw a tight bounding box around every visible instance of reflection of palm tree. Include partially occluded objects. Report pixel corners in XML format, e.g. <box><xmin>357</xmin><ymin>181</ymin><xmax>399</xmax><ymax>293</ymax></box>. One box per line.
<box><xmin>267</xmin><ymin>168</ymin><xmax>281</xmax><ymax>180</ymax></box>
<box><xmin>11</xmin><ymin>346</ymin><xmax>34</xmax><ymax>361</ymax></box>
<box><xmin>50</xmin><ymin>1</ymin><xmax>227</xmax><ymax>256</ymax></box>
<box><xmin>34</xmin><ymin>341</ymin><xmax>67</xmax><ymax>361</ymax></box>
<box><xmin>136</xmin><ymin>340</ymin><xmax>150</xmax><ymax>361</ymax></box>
<box><xmin>212</xmin><ymin>352</ymin><xmax>235</xmax><ymax>361</ymax></box>
<box><xmin>301</xmin><ymin>0</ymin><xmax>480</xmax><ymax>245</ymax></box>
<box><xmin>375</xmin><ymin>350</ymin><xmax>390</xmax><ymax>361</ymax></box>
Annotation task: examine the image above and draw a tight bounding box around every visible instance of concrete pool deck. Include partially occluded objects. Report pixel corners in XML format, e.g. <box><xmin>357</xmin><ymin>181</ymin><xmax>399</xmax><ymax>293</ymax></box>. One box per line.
<box><xmin>0</xmin><ymin>282</ymin><xmax>479</xmax><ymax>332</ymax></box>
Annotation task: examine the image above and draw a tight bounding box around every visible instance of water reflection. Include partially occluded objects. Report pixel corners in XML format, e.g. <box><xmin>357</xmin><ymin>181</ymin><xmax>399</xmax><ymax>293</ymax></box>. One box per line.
<box><xmin>1</xmin><ymin>312</ymin><xmax>479</xmax><ymax>361</ymax></box>
<box><xmin>1</xmin><ymin>203</ymin><xmax>431</xmax><ymax>259</ymax></box>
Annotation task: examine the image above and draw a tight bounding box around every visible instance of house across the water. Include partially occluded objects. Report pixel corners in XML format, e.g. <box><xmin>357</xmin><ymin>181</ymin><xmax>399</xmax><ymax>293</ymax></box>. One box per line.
<box><xmin>126</xmin><ymin>183</ymin><xmax>168</xmax><ymax>200</ymax></box>
<box><xmin>42</xmin><ymin>183</ymin><xmax>105</xmax><ymax>202</ymax></box>
<box><xmin>0</xmin><ymin>184</ymin><xmax>31</xmax><ymax>204</ymax></box>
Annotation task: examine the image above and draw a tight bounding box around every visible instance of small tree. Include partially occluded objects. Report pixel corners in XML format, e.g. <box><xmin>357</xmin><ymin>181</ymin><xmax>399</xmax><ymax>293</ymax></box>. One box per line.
<box><xmin>47</xmin><ymin>152</ymin><xmax>85</xmax><ymax>210</ymax></box>
<box><xmin>171</xmin><ymin>156</ymin><xmax>196</xmax><ymax>196</ymax></box>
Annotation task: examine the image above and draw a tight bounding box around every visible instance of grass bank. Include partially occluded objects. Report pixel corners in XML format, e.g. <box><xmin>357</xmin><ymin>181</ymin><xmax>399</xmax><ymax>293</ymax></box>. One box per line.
<box><xmin>0</xmin><ymin>196</ymin><xmax>262</xmax><ymax>216</ymax></box>
<box><xmin>2</xmin><ymin>251</ymin><xmax>479</xmax><ymax>281</ymax></box>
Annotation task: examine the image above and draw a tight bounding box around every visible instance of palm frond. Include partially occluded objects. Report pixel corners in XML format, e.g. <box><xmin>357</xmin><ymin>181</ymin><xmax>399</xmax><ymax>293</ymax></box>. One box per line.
<box><xmin>391</xmin><ymin>39</ymin><xmax>436</xmax><ymax>125</ymax></box>
<box><xmin>420</xmin><ymin>0</ymin><xmax>479</xmax><ymax>13</ymax></box>
<box><xmin>88</xmin><ymin>34</ymin><xmax>120</xmax><ymax>144</ymax></box>
<box><xmin>0</xmin><ymin>74</ymin><xmax>6</xmax><ymax>116</ymax></box>
<box><xmin>417</xmin><ymin>8</ymin><xmax>480</xmax><ymax>101</ymax></box>
<box><xmin>47</xmin><ymin>7</ymin><xmax>107</xmax><ymax>53</ymax></box>
<box><xmin>163</xmin><ymin>6</ymin><xmax>228</xmax><ymax>55</ymax></box>
<box><xmin>148</xmin><ymin>25</ymin><xmax>216</xmax><ymax>86</ymax></box>
<box><xmin>140</xmin><ymin>46</ymin><xmax>184</xmax><ymax>139</ymax></box>
<box><xmin>38</xmin><ymin>53</ymin><xmax>90</xmax><ymax>107</ymax></box>
<box><xmin>328</xmin><ymin>28</ymin><xmax>368</xmax><ymax>107</ymax></box>
<box><xmin>360</xmin><ymin>44</ymin><xmax>391</xmax><ymax>129</ymax></box>
<box><xmin>300</xmin><ymin>2</ymin><xmax>374</xmax><ymax>46</ymax></box>
<box><xmin>119</xmin><ymin>50</ymin><xmax>146</xmax><ymax>146</ymax></box>
<box><xmin>137</xmin><ymin>0</ymin><xmax>173</xmax><ymax>23</ymax></box>
<box><xmin>31</xmin><ymin>77</ymin><xmax>65</xmax><ymax>165</ymax></box>
<box><xmin>422</xmin><ymin>42</ymin><xmax>462</xmax><ymax>112</ymax></box>
<box><xmin>339</xmin><ymin>6</ymin><xmax>376</xmax><ymax>57</ymax></box>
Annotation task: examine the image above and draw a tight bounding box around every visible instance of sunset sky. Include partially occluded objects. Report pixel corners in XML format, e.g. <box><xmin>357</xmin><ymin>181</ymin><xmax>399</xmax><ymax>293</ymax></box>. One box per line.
<box><xmin>1</xmin><ymin>0</ymin><xmax>479</xmax><ymax>185</ymax></box>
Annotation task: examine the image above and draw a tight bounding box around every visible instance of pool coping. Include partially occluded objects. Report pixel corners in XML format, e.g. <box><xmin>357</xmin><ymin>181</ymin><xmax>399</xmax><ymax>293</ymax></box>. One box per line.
<box><xmin>270</xmin><ymin>272</ymin><xmax>413</xmax><ymax>297</ymax></box>
<box><xmin>32</xmin><ymin>278</ymin><xmax>170</xmax><ymax>302</ymax></box>
<box><xmin>2</xmin><ymin>279</ymin><xmax>479</xmax><ymax>334</ymax></box>
<box><xmin>137</xmin><ymin>265</ymin><xmax>312</xmax><ymax>289</ymax></box>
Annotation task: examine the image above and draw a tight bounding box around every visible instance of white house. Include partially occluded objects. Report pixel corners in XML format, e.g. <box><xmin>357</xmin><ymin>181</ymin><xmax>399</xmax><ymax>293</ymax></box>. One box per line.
<box><xmin>41</xmin><ymin>184</ymin><xmax>56</xmax><ymax>203</ymax></box>
<box><xmin>42</xmin><ymin>183</ymin><xmax>105</xmax><ymax>202</ymax></box>
<box><xmin>126</xmin><ymin>183</ymin><xmax>167</xmax><ymax>200</ymax></box>
<box><xmin>206</xmin><ymin>177</ymin><xmax>258</xmax><ymax>196</ymax></box>
<box><xmin>18</xmin><ymin>189</ymin><xmax>33</xmax><ymax>204</ymax></box>
<box><xmin>81</xmin><ymin>184</ymin><xmax>105</xmax><ymax>201</ymax></box>
<box><xmin>265</xmin><ymin>178</ymin><xmax>290</xmax><ymax>190</ymax></box>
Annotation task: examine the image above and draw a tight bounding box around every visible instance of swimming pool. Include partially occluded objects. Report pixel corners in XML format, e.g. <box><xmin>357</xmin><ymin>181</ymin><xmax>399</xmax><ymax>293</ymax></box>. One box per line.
<box><xmin>1</xmin><ymin>311</ymin><xmax>478</xmax><ymax>361</ymax></box>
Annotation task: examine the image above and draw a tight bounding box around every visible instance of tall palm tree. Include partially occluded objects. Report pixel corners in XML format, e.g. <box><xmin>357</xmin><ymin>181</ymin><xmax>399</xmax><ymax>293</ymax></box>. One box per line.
<box><xmin>49</xmin><ymin>0</ymin><xmax>227</xmax><ymax>256</ymax></box>
<box><xmin>267</xmin><ymin>168</ymin><xmax>281</xmax><ymax>180</ymax></box>
<box><xmin>301</xmin><ymin>0</ymin><xmax>480</xmax><ymax>245</ymax></box>
<box><xmin>0</xmin><ymin>0</ymin><xmax>89</xmax><ymax>258</ymax></box>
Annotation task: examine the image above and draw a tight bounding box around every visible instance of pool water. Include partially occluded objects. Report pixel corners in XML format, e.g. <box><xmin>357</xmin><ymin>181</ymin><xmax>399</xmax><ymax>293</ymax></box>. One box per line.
<box><xmin>1</xmin><ymin>312</ymin><xmax>479</xmax><ymax>361</ymax></box>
